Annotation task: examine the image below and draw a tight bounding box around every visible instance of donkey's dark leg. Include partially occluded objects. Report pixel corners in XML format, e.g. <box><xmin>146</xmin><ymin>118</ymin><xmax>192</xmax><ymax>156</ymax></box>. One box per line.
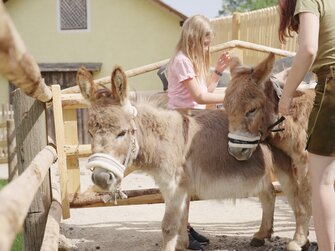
<box><xmin>160</xmin><ymin>182</ymin><xmax>189</xmax><ymax>251</ymax></box>
<box><xmin>274</xmin><ymin>165</ymin><xmax>311</xmax><ymax>251</ymax></box>
<box><xmin>251</xmin><ymin>181</ymin><xmax>276</xmax><ymax>247</ymax></box>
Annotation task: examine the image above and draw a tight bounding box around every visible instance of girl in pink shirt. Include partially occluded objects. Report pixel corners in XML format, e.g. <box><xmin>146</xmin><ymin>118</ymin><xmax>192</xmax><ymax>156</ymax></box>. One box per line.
<box><xmin>167</xmin><ymin>14</ymin><xmax>231</xmax><ymax>250</ymax></box>
<box><xmin>167</xmin><ymin>15</ymin><xmax>231</xmax><ymax>110</ymax></box>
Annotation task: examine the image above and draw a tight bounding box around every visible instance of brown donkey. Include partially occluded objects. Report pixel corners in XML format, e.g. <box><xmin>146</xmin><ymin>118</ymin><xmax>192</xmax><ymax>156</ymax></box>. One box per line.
<box><xmin>223</xmin><ymin>53</ymin><xmax>315</xmax><ymax>250</ymax></box>
<box><xmin>78</xmin><ymin>66</ymin><xmax>308</xmax><ymax>251</ymax></box>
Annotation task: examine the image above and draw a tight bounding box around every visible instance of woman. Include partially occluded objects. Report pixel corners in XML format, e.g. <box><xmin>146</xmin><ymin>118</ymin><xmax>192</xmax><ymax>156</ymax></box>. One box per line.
<box><xmin>167</xmin><ymin>14</ymin><xmax>231</xmax><ymax>250</ymax></box>
<box><xmin>278</xmin><ymin>1</ymin><xmax>335</xmax><ymax>250</ymax></box>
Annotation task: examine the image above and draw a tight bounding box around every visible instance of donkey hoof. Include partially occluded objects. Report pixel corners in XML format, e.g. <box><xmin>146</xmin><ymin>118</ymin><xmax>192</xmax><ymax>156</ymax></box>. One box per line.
<box><xmin>250</xmin><ymin>238</ymin><xmax>265</xmax><ymax>247</ymax></box>
<box><xmin>287</xmin><ymin>240</ymin><xmax>305</xmax><ymax>251</ymax></box>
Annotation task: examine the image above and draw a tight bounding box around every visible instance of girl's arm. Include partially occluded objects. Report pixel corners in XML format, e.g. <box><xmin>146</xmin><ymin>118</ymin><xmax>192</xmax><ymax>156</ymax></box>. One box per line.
<box><xmin>279</xmin><ymin>12</ymin><xmax>319</xmax><ymax>115</ymax></box>
<box><xmin>208</xmin><ymin>52</ymin><xmax>231</xmax><ymax>92</ymax></box>
<box><xmin>183</xmin><ymin>78</ymin><xmax>225</xmax><ymax>104</ymax></box>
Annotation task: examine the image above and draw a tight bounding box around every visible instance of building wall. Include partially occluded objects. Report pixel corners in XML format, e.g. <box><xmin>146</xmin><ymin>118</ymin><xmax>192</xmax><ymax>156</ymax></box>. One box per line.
<box><xmin>0</xmin><ymin>0</ymin><xmax>183</xmax><ymax>103</ymax></box>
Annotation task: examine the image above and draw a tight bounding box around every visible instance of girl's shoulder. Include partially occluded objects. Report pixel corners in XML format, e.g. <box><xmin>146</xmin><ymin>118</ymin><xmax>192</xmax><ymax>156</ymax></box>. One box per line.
<box><xmin>174</xmin><ymin>51</ymin><xmax>191</xmax><ymax>63</ymax></box>
<box><xmin>171</xmin><ymin>51</ymin><xmax>193</xmax><ymax>69</ymax></box>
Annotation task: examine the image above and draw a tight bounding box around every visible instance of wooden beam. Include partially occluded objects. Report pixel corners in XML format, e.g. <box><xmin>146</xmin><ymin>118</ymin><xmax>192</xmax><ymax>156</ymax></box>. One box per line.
<box><xmin>210</xmin><ymin>40</ymin><xmax>296</xmax><ymax>58</ymax></box>
<box><xmin>0</xmin><ymin>145</ymin><xmax>57</xmax><ymax>251</ymax></box>
<box><xmin>39</xmin><ymin>63</ymin><xmax>102</xmax><ymax>73</ymax></box>
<box><xmin>40</xmin><ymin>182</ymin><xmax>62</xmax><ymax>251</ymax></box>
<box><xmin>51</xmin><ymin>85</ymin><xmax>71</xmax><ymax>219</ymax></box>
<box><xmin>69</xmin><ymin>189</ymin><xmax>163</xmax><ymax>208</ymax></box>
<box><xmin>61</xmin><ymin>58</ymin><xmax>170</xmax><ymax>94</ymax></box>
<box><xmin>63</xmin><ymin>109</ymin><xmax>81</xmax><ymax>195</ymax></box>
<box><xmin>0</xmin><ymin>1</ymin><xmax>52</xmax><ymax>102</ymax></box>
<box><xmin>64</xmin><ymin>144</ymin><xmax>91</xmax><ymax>157</ymax></box>
<box><xmin>60</xmin><ymin>40</ymin><xmax>295</xmax><ymax>94</ymax></box>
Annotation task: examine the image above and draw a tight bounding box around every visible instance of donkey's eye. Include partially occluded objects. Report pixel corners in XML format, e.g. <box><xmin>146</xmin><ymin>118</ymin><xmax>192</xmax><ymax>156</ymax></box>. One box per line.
<box><xmin>116</xmin><ymin>130</ymin><xmax>127</xmax><ymax>138</ymax></box>
<box><xmin>246</xmin><ymin>108</ymin><xmax>256</xmax><ymax>117</ymax></box>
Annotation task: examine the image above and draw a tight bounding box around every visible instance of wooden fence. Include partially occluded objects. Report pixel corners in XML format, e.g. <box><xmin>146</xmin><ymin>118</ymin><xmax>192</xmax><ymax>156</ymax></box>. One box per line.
<box><xmin>55</xmin><ymin>40</ymin><xmax>294</xmax><ymax>218</ymax></box>
<box><xmin>0</xmin><ymin>2</ymin><xmax>59</xmax><ymax>251</ymax></box>
<box><xmin>0</xmin><ymin>104</ymin><xmax>14</xmax><ymax>164</ymax></box>
<box><xmin>210</xmin><ymin>6</ymin><xmax>298</xmax><ymax>65</ymax></box>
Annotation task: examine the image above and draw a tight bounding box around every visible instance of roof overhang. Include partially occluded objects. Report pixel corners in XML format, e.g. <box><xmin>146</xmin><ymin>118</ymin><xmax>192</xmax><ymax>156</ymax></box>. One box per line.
<box><xmin>151</xmin><ymin>0</ymin><xmax>187</xmax><ymax>21</ymax></box>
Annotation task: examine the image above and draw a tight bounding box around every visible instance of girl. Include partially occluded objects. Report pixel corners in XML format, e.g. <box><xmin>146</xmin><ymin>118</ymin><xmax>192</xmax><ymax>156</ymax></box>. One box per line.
<box><xmin>167</xmin><ymin>14</ymin><xmax>231</xmax><ymax>250</ymax></box>
<box><xmin>167</xmin><ymin>15</ymin><xmax>231</xmax><ymax>110</ymax></box>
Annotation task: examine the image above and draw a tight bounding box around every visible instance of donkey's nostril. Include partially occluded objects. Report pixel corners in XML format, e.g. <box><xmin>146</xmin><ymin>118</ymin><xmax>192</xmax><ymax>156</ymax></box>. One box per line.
<box><xmin>241</xmin><ymin>148</ymin><xmax>249</xmax><ymax>154</ymax></box>
<box><xmin>107</xmin><ymin>173</ymin><xmax>116</xmax><ymax>185</ymax></box>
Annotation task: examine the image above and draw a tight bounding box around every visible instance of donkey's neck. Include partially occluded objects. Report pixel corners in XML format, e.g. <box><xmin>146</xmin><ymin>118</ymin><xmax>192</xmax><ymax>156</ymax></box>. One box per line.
<box><xmin>260</xmin><ymin>79</ymin><xmax>280</xmax><ymax>137</ymax></box>
<box><xmin>132</xmin><ymin>104</ymin><xmax>198</xmax><ymax>169</ymax></box>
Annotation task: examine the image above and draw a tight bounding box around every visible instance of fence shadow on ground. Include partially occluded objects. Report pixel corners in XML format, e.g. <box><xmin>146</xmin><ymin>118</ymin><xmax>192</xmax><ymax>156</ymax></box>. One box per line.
<box><xmin>61</xmin><ymin>196</ymin><xmax>314</xmax><ymax>251</ymax></box>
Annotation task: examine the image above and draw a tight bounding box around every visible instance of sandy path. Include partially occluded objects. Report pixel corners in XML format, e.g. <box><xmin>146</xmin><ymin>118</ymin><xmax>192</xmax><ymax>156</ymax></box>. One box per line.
<box><xmin>58</xmin><ymin>159</ymin><xmax>316</xmax><ymax>251</ymax></box>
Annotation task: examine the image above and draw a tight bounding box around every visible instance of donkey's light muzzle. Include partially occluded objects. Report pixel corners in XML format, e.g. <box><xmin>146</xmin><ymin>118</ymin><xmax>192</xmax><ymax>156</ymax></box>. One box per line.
<box><xmin>227</xmin><ymin>133</ymin><xmax>260</xmax><ymax>161</ymax></box>
<box><xmin>86</xmin><ymin>153</ymin><xmax>125</xmax><ymax>179</ymax></box>
<box><xmin>86</xmin><ymin>153</ymin><xmax>126</xmax><ymax>191</ymax></box>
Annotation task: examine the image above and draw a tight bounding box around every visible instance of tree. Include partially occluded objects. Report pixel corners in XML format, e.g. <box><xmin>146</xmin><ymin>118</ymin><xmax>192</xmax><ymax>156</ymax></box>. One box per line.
<box><xmin>218</xmin><ymin>0</ymin><xmax>277</xmax><ymax>16</ymax></box>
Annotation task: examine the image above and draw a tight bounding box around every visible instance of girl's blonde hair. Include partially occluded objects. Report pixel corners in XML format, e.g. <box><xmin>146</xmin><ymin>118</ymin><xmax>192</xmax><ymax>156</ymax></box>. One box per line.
<box><xmin>174</xmin><ymin>15</ymin><xmax>214</xmax><ymax>80</ymax></box>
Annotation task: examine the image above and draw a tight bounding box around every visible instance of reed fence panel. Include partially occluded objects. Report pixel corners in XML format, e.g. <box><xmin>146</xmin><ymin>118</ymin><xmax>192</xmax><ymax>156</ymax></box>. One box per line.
<box><xmin>210</xmin><ymin>6</ymin><xmax>298</xmax><ymax>65</ymax></box>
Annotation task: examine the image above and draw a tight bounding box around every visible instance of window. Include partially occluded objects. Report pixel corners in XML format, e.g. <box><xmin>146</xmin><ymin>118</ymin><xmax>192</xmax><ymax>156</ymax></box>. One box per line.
<box><xmin>59</xmin><ymin>0</ymin><xmax>88</xmax><ymax>31</ymax></box>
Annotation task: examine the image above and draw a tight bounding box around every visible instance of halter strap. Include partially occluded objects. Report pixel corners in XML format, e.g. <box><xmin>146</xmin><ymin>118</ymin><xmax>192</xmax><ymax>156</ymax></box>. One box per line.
<box><xmin>227</xmin><ymin>133</ymin><xmax>261</xmax><ymax>148</ymax></box>
<box><xmin>267</xmin><ymin>116</ymin><xmax>286</xmax><ymax>132</ymax></box>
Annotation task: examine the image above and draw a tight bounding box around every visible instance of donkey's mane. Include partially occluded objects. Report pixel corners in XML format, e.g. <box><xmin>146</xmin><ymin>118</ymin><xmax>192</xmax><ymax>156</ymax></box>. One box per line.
<box><xmin>93</xmin><ymin>88</ymin><xmax>169</xmax><ymax>110</ymax></box>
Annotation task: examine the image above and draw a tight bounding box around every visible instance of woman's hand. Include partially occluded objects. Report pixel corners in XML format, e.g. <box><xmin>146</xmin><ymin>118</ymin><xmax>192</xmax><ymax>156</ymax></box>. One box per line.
<box><xmin>278</xmin><ymin>94</ymin><xmax>294</xmax><ymax>116</ymax></box>
<box><xmin>215</xmin><ymin>52</ymin><xmax>231</xmax><ymax>73</ymax></box>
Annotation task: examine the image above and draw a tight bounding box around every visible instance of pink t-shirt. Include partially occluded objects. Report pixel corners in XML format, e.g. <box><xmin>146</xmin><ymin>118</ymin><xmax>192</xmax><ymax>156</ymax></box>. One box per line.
<box><xmin>167</xmin><ymin>51</ymin><xmax>208</xmax><ymax>110</ymax></box>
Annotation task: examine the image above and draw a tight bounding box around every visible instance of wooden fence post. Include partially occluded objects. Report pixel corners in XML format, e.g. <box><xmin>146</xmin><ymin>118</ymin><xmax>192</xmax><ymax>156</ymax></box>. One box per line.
<box><xmin>51</xmin><ymin>85</ymin><xmax>70</xmax><ymax>219</ymax></box>
<box><xmin>231</xmin><ymin>12</ymin><xmax>243</xmax><ymax>62</ymax></box>
<box><xmin>6</xmin><ymin>119</ymin><xmax>17</xmax><ymax>182</ymax></box>
<box><xmin>12</xmin><ymin>89</ymin><xmax>51</xmax><ymax>251</ymax></box>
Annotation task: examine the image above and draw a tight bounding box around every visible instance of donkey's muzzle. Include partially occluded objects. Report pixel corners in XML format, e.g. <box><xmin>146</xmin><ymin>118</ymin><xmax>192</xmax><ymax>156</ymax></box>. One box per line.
<box><xmin>86</xmin><ymin>153</ymin><xmax>126</xmax><ymax>191</ymax></box>
<box><xmin>227</xmin><ymin>133</ymin><xmax>260</xmax><ymax>161</ymax></box>
<box><xmin>91</xmin><ymin>167</ymin><xmax>117</xmax><ymax>191</ymax></box>
<box><xmin>228</xmin><ymin>147</ymin><xmax>254</xmax><ymax>161</ymax></box>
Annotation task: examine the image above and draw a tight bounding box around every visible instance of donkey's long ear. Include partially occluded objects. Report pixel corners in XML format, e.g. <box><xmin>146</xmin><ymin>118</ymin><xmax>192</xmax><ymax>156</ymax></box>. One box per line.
<box><xmin>111</xmin><ymin>66</ymin><xmax>128</xmax><ymax>103</ymax></box>
<box><xmin>252</xmin><ymin>53</ymin><xmax>275</xmax><ymax>85</ymax></box>
<box><xmin>229</xmin><ymin>56</ymin><xmax>242</xmax><ymax>75</ymax></box>
<box><xmin>77</xmin><ymin>67</ymin><xmax>98</xmax><ymax>102</ymax></box>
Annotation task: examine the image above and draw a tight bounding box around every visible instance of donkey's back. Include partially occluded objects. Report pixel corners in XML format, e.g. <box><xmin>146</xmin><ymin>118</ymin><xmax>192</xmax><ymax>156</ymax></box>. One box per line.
<box><xmin>184</xmin><ymin>109</ymin><xmax>287</xmax><ymax>200</ymax></box>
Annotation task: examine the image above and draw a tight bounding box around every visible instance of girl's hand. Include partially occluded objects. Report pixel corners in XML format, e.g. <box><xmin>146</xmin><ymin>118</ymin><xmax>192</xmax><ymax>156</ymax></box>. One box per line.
<box><xmin>278</xmin><ymin>95</ymin><xmax>294</xmax><ymax>116</ymax></box>
<box><xmin>215</xmin><ymin>52</ymin><xmax>231</xmax><ymax>73</ymax></box>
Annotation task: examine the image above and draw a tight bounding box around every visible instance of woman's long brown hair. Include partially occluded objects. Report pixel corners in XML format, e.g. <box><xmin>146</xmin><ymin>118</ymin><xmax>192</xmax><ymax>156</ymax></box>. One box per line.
<box><xmin>278</xmin><ymin>0</ymin><xmax>299</xmax><ymax>43</ymax></box>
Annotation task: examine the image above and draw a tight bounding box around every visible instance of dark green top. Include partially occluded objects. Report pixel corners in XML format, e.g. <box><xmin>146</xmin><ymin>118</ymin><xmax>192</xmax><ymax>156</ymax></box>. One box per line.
<box><xmin>294</xmin><ymin>0</ymin><xmax>335</xmax><ymax>72</ymax></box>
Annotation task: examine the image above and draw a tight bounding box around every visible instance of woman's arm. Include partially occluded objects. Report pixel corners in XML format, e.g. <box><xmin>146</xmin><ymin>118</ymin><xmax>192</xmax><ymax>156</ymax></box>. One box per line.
<box><xmin>183</xmin><ymin>78</ymin><xmax>225</xmax><ymax>104</ymax></box>
<box><xmin>279</xmin><ymin>12</ymin><xmax>319</xmax><ymax>115</ymax></box>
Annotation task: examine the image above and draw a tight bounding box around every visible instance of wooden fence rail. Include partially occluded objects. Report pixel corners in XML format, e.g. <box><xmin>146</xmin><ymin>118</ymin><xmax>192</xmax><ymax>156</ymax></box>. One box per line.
<box><xmin>0</xmin><ymin>145</ymin><xmax>57</xmax><ymax>251</ymax></box>
<box><xmin>61</xmin><ymin>40</ymin><xmax>295</xmax><ymax>95</ymax></box>
<box><xmin>53</xmin><ymin>41</ymin><xmax>293</xmax><ymax>218</ymax></box>
<box><xmin>0</xmin><ymin>1</ymin><xmax>52</xmax><ymax>103</ymax></box>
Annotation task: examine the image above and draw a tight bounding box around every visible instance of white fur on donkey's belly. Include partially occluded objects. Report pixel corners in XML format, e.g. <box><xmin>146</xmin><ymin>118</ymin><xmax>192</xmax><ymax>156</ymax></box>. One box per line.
<box><xmin>190</xmin><ymin>169</ymin><xmax>269</xmax><ymax>200</ymax></box>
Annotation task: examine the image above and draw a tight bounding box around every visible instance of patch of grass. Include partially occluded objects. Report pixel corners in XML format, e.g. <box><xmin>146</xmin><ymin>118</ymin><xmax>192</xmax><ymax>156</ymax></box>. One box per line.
<box><xmin>0</xmin><ymin>179</ymin><xmax>24</xmax><ymax>251</ymax></box>
<box><xmin>0</xmin><ymin>179</ymin><xmax>7</xmax><ymax>189</ymax></box>
<box><xmin>11</xmin><ymin>233</ymin><xmax>23</xmax><ymax>251</ymax></box>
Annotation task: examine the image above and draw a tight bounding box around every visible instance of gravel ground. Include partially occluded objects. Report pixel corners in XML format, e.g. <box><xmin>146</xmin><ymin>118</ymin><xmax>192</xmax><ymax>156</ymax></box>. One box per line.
<box><xmin>56</xmin><ymin>159</ymin><xmax>317</xmax><ymax>251</ymax></box>
<box><xmin>0</xmin><ymin>161</ymin><xmax>317</xmax><ymax>251</ymax></box>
